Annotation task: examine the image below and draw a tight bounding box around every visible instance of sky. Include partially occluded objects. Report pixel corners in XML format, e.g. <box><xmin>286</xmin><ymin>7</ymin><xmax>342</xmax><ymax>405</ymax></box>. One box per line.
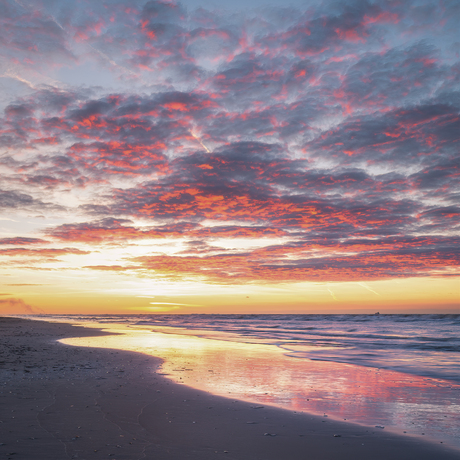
<box><xmin>0</xmin><ymin>0</ymin><xmax>459</xmax><ymax>315</ymax></box>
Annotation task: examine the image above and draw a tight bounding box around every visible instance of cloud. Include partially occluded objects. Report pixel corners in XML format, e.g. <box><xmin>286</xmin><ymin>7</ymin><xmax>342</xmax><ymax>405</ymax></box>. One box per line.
<box><xmin>128</xmin><ymin>234</ymin><xmax>460</xmax><ymax>283</ymax></box>
<box><xmin>0</xmin><ymin>237</ymin><xmax>48</xmax><ymax>245</ymax></box>
<box><xmin>0</xmin><ymin>297</ymin><xmax>42</xmax><ymax>314</ymax></box>
<box><xmin>46</xmin><ymin>218</ymin><xmax>287</xmax><ymax>243</ymax></box>
<box><xmin>0</xmin><ymin>246</ymin><xmax>91</xmax><ymax>269</ymax></box>
<box><xmin>0</xmin><ymin>0</ymin><xmax>458</xmax><ymax>285</ymax></box>
<box><xmin>4</xmin><ymin>284</ymin><xmax>48</xmax><ymax>286</ymax></box>
<box><xmin>0</xmin><ymin>189</ymin><xmax>64</xmax><ymax>212</ymax></box>
<box><xmin>0</xmin><ymin>189</ymin><xmax>38</xmax><ymax>208</ymax></box>
<box><xmin>46</xmin><ymin>218</ymin><xmax>197</xmax><ymax>242</ymax></box>
<box><xmin>149</xmin><ymin>302</ymin><xmax>203</xmax><ymax>306</ymax></box>
<box><xmin>0</xmin><ymin>247</ymin><xmax>89</xmax><ymax>257</ymax></box>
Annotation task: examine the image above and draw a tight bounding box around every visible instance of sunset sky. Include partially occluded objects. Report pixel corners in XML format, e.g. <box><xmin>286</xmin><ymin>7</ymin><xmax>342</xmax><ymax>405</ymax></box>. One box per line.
<box><xmin>0</xmin><ymin>0</ymin><xmax>459</xmax><ymax>314</ymax></box>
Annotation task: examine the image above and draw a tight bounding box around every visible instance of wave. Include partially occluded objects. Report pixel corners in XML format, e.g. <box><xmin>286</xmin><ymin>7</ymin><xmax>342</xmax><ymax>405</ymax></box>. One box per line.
<box><xmin>25</xmin><ymin>313</ymin><xmax>460</xmax><ymax>384</ymax></box>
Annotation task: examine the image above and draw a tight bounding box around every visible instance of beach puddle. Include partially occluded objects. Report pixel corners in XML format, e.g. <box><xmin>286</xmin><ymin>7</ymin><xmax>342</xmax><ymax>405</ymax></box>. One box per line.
<box><xmin>61</xmin><ymin>323</ymin><xmax>460</xmax><ymax>450</ymax></box>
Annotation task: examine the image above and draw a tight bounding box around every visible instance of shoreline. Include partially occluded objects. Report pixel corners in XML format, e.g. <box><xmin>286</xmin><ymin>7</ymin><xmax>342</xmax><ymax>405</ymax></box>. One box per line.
<box><xmin>1</xmin><ymin>317</ymin><xmax>459</xmax><ymax>460</ymax></box>
<box><xmin>24</xmin><ymin>313</ymin><xmax>460</xmax><ymax>386</ymax></box>
<box><xmin>58</xmin><ymin>318</ymin><xmax>460</xmax><ymax>449</ymax></box>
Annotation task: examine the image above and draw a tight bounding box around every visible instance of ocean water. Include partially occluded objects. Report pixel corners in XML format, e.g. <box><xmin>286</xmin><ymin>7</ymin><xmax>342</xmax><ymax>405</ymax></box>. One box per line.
<box><xmin>40</xmin><ymin>313</ymin><xmax>460</xmax><ymax>383</ymax></box>
<box><xmin>27</xmin><ymin>313</ymin><xmax>460</xmax><ymax>449</ymax></box>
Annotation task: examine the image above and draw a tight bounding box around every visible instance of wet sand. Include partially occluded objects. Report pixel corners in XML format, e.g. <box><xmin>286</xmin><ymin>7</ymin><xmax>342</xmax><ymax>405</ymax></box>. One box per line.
<box><xmin>1</xmin><ymin>317</ymin><xmax>458</xmax><ymax>460</ymax></box>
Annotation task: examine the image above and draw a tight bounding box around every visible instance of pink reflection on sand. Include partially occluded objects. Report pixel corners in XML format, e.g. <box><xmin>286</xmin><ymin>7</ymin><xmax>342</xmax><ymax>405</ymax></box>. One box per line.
<box><xmin>61</xmin><ymin>324</ymin><xmax>460</xmax><ymax>450</ymax></box>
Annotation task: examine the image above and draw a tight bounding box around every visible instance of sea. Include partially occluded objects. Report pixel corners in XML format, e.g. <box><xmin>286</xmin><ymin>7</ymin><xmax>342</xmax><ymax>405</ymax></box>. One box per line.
<box><xmin>39</xmin><ymin>313</ymin><xmax>460</xmax><ymax>383</ymax></box>
<box><xmin>25</xmin><ymin>313</ymin><xmax>460</xmax><ymax>449</ymax></box>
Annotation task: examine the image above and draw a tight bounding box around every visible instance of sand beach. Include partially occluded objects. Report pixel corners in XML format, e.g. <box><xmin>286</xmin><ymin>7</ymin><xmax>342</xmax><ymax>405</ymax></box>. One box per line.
<box><xmin>1</xmin><ymin>317</ymin><xmax>458</xmax><ymax>460</ymax></box>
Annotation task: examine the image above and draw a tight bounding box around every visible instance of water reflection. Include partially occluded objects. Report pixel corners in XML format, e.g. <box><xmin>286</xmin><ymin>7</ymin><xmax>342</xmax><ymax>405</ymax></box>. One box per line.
<box><xmin>61</xmin><ymin>325</ymin><xmax>460</xmax><ymax>449</ymax></box>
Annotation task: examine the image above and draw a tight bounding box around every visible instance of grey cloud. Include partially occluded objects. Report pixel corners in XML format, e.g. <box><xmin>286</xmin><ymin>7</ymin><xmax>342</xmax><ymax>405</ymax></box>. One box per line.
<box><xmin>0</xmin><ymin>189</ymin><xmax>64</xmax><ymax>212</ymax></box>
<box><xmin>0</xmin><ymin>237</ymin><xmax>48</xmax><ymax>245</ymax></box>
<box><xmin>0</xmin><ymin>0</ymin><xmax>458</xmax><ymax>283</ymax></box>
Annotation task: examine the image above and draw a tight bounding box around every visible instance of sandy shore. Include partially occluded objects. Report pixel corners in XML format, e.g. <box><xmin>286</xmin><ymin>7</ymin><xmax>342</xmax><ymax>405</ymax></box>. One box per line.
<box><xmin>1</xmin><ymin>317</ymin><xmax>458</xmax><ymax>460</ymax></box>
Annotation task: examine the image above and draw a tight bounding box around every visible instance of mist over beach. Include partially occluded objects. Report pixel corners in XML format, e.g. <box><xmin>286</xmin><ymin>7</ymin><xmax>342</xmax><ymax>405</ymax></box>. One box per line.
<box><xmin>0</xmin><ymin>0</ymin><xmax>459</xmax><ymax>458</ymax></box>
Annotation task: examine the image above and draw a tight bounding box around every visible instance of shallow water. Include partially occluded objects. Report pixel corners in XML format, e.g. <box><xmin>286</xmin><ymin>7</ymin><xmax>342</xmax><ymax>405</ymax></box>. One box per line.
<box><xmin>40</xmin><ymin>314</ymin><xmax>460</xmax><ymax>383</ymax></box>
<box><xmin>57</xmin><ymin>321</ymin><xmax>460</xmax><ymax>451</ymax></box>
